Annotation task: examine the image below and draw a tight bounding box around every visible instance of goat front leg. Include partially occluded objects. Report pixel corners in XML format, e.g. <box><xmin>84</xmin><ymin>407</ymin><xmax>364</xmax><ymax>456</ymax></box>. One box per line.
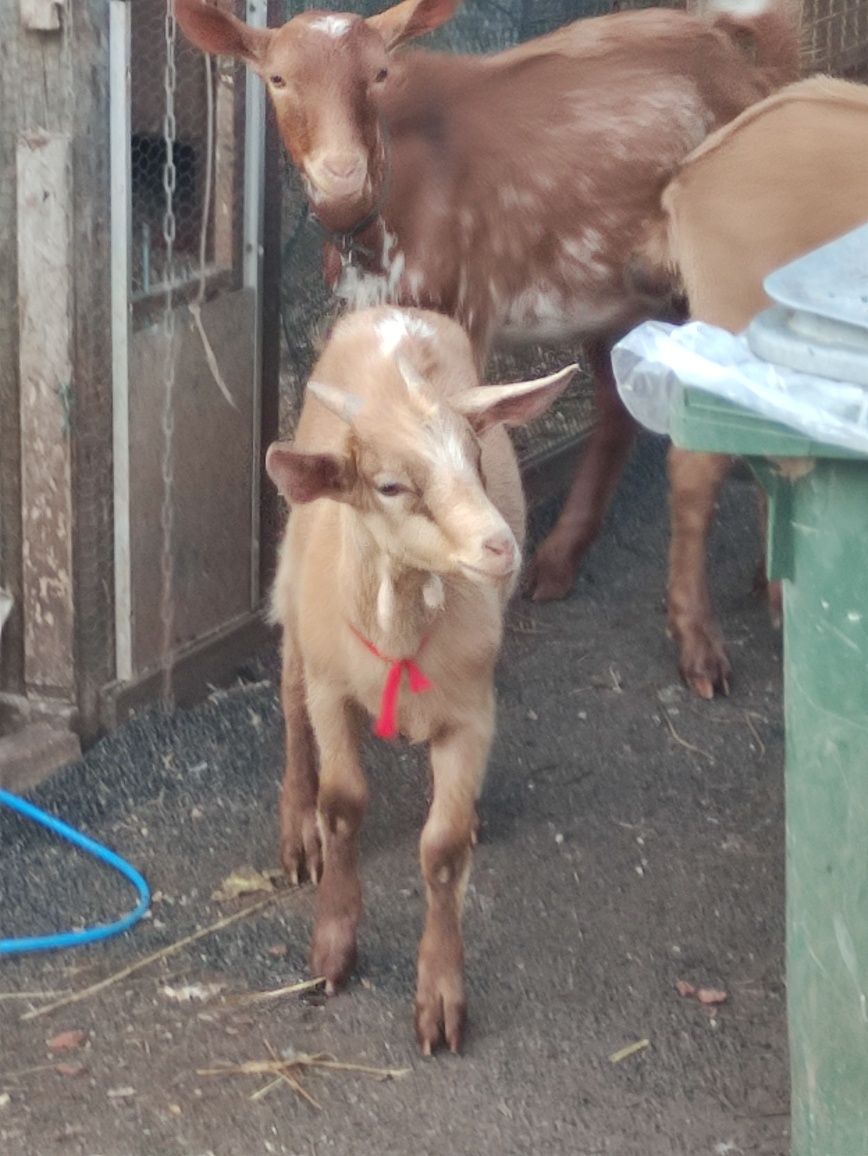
<box><xmin>307</xmin><ymin>682</ymin><xmax>368</xmax><ymax>992</ymax></box>
<box><xmin>526</xmin><ymin>339</ymin><xmax>636</xmax><ymax>602</ymax></box>
<box><xmin>416</xmin><ymin>706</ymin><xmax>493</xmax><ymax>1055</ymax></box>
<box><xmin>279</xmin><ymin>633</ymin><xmax>321</xmax><ymax>885</ymax></box>
<box><xmin>667</xmin><ymin>446</ymin><xmax>733</xmax><ymax>699</ymax></box>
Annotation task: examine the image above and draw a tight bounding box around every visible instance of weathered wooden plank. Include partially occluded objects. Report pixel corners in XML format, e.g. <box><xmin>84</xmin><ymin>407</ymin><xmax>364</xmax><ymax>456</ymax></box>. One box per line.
<box><xmin>69</xmin><ymin>0</ymin><xmax>115</xmax><ymax>738</ymax></box>
<box><xmin>0</xmin><ymin>3</ymin><xmax>25</xmax><ymax>695</ymax></box>
<box><xmin>20</xmin><ymin>0</ymin><xmax>65</xmax><ymax>33</ymax></box>
<box><xmin>214</xmin><ymin>63</ymin><xmax>237</xmax><ymax>269</ymax></box>
<box><xmin>17</xmin><ymin>131</ymin><xmax>75</xmax><ymax>693</ymax></box>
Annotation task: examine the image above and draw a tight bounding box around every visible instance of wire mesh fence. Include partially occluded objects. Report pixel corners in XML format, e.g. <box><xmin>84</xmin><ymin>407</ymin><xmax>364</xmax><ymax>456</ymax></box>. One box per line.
<box><xmin>801</xmin><ymin>0</ymin><xmax>868</xmax><ymax>76</ymax></box>
<box><xmin>130</xmin><ymin>0</ymin><xmax>248</xmax><ymax>317</ymax></box>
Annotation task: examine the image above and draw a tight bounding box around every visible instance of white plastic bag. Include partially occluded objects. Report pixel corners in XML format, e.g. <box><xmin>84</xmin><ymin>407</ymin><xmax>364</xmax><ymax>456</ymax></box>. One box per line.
<box><xmin>612</xmin><ymin>321</ymin><xmax>868</xmax><ymax>455</ymax></box>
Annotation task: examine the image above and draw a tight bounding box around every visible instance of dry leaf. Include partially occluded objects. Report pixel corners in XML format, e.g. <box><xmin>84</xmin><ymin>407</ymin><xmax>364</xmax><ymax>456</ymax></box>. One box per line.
<box><xmin>46</xmin><ymin>1029</ymin><xmax>87</xmax><ymax>1053</ymax></box>
<box><xmin>107</xmin><ymin>1086</ymin><xmax>136</xmax><ymax>1099</ymax></box>
<box><xmin>212</xmin><ymin>867</ymin><xmax>280</xmax><ymax>903</ymax></box>
<box><xmin>266</xmin><ymin>945</ymin><xmax>288</xmax><ymax>958</ymax></box>
<box><xmin>55</xmin><ymin>1063</ymin><xmax>87</xmax><ymax>1078</ymax></box>
<box><xmin>697</xmin><ymin>988</ymin><xmax>728</xmax><ymax>1006</ymax></box>
<box><xmin>675</xmin><ymin>979</ymin><xmax>728</xmax><ymax>1006</ymax></box>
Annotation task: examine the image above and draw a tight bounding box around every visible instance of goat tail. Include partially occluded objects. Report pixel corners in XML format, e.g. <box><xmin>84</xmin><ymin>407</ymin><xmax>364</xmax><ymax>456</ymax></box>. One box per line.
<box><xmin>708</xmin><ymin>0</ymin><xmax>802</xmax><ymax>89</ymax></box>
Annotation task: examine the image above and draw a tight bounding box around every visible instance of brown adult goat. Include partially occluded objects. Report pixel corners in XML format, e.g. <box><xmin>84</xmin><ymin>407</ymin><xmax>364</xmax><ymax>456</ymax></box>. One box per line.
<box><xmin>176</xmin><ymin>0</ymin><xmax>800</xmax><ymax>613</ymax></box>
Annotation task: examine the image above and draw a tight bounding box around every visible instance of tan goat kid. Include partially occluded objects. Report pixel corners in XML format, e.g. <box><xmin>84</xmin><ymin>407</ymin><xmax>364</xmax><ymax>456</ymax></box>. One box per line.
<box><xmin>266</xmin><ymin>306</ymin><xmax>575</xmax><ymax>1053</ymax></box>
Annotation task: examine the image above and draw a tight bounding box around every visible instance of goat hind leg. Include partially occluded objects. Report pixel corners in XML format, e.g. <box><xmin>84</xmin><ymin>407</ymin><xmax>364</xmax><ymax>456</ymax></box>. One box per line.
<box><xmin>526</xmin><ymin>340</ymin><xmax>636</xmax><ymax>602</ymax></box>
<box><xmin>752</xmin><ymin>485</ymin><xmax>783</xmax><ymax>629</ymax></box>
<box><xmin>667</xmin><ymin>446</ymin><xmax>733</xmax><ymax>699</ymax></box>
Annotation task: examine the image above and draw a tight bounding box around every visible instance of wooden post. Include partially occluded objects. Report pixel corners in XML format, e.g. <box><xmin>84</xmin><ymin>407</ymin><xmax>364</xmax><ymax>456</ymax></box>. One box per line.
<box><xmin>16</xmin><ymin>132</ymin><xmax>76</xmax><ymax>696</ymax></box>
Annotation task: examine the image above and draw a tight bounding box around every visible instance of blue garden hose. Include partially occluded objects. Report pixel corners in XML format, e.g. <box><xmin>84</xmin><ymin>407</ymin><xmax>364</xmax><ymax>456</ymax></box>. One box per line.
<box><xmin>0</xmin><ymin>787</ymin><xmax>150</xmax><ymax>955</ymax></box>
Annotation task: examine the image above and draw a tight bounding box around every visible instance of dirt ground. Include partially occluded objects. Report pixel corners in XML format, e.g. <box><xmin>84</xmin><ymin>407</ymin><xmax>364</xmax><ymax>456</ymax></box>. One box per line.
<box><xmin>1</xmin><ymin>434</ymin><xmax>789</xmax><ymax>1156</ymax></box>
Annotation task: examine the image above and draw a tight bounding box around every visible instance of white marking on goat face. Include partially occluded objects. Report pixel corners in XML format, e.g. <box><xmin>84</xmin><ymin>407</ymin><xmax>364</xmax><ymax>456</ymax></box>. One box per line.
<box><xmin>427</xmin><ymin>420</ymin><xmax>474</xmax><ymax>477</ymax></box>
<box><xmin>309</xmin><ymin>15</ymin><xmax>352</xmax><ymax>36</ymax></box>
<box><xmin>374</xmin><ymin>310</ymin><xmax>436</xmax><ymax>356</ymax></box>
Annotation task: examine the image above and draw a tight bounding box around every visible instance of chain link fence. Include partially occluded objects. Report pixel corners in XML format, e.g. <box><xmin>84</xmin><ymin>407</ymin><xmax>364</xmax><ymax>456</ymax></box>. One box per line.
<box><xmin>131</xmin><ymin>0</ymin><xmax>247</xmax><ymax>319</ymax></box>
<box><xmin>801</xmin><ymin>0</ymin><xmax>868</xmax><ymax>76</ymax></box>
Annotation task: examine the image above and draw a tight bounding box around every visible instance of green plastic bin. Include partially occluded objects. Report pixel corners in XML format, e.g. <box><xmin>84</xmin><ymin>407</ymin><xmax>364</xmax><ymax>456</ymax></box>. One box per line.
<box><xmin>614</xmin><ymin>225</ymin><xmax>868</xmax><ymax>1153</ymax></box>
<box><xmin>671</xmin><ymin>386</ymin><xmax>867</xmax><ymax>1156</ymax></box>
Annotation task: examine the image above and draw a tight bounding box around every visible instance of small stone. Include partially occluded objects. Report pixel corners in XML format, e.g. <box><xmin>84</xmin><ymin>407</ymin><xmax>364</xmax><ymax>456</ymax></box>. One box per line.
<box><xmin>168</xmin><ymin>1104</ymin><xmax>182</xmax><ymax>1116</ymax></box>
<box><xmin>527</xmin><ymin>709</ymin><xmax>538</xmax><ymax>721</ymax></box>
<box><xmin>554</xmin><ymin>833</ymin><xmax>564</xmax><ymax>845</ymax></box>
<box><xmin>657</xmin><ymin>684</ymin><xmax>685</xmax><ymax>705</ymax></box>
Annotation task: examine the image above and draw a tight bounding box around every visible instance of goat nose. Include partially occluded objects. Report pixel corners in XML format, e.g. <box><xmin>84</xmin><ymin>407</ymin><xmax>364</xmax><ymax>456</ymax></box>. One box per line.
<box><xmin>483</xmin><ymin>533</ymin><xmax>514</xmax><ymax>559</ymax></box>
<box><xmin>322</xmin><ymin>153</ymin><xmax>364</xmax><ymax>180</ymax></box>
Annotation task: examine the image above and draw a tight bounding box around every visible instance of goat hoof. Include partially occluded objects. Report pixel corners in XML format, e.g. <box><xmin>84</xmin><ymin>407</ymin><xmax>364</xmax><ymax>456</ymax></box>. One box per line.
<box><xmin>674</xmin><ymin>622</ymin><xmax>733</xmax><ymax>700</ymax></box>
<box><xmin>524</xmin><ymin>543</ymin><xmax>578</xmax><ymax>603</ymax></box>
<box><xmin>415</xmin><ymin>967</ymin><xmax>466</xmax><ymax>1055</ymax></box>
<box><xmin>280</xmin><ymin>809</ymin><xmax>322</xmax><ymax>886</ymax></box>
<box><xmin>310</xmin><ymin>916</ymin><xmax>358</xmax><ymax>990</ymax></box>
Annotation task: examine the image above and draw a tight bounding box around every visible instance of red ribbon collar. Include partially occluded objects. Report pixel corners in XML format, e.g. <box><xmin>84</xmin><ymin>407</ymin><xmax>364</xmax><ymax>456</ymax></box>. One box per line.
<box><xmin>349</xmin><ymin>625</ymin><xmax>432</xmax><ymax>740</ymax></box>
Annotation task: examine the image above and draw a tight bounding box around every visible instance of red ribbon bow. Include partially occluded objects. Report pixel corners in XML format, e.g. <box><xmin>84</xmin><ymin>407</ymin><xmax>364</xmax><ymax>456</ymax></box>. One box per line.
<box><xmin>350</xmin><ymin>626</ymin><xmax>432</xmax><ymax>740</ymax></box>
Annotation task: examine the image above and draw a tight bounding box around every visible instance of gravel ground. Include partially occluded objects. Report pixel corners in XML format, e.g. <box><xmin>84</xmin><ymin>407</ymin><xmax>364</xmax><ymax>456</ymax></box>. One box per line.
<box><xmin>1</xmin><ymin>433</ymin><xmax>788</xmax><ymax>1156</ymax></box>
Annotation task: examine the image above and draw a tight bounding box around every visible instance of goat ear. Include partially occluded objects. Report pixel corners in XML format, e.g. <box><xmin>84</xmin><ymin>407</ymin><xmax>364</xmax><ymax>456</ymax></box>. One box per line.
<box><xmin>451</xmin><ymin>364</ymin><xmax>578</xmax><ymax>435</ymax></box>
<box><xmin>265</xmin><ymin>444</ymin><xmax>354</xmax><ymax>506</ymax></box>
<box><xmin>174</xmin><ymin>0</ymin><xmax>272</xmax><ymax>65</ymax></box>
<box><xmin>367</xmin><ymin>0</ymin><xmax>460</xmax><ymax>51</ymax></box>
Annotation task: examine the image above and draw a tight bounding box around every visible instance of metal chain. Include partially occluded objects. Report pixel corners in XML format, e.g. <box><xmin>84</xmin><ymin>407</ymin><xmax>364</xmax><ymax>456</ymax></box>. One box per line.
<box><xmin>159</xmin><ymin>0</ymin><xmax>179</xmax><ymax>708</ymax></box>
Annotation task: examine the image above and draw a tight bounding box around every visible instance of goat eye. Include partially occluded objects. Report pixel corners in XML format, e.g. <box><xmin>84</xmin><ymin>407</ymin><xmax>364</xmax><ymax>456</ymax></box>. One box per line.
<box><xmin>374</xmin><ymin>68</ymin><xmax>388</xmax><ymax>83</ymax></box>
<box><xmin>269</xmin><ymin>75</ymin><xmax>286</xmax><ymax>88</ymax></box>
<box><xmin>376</xmin><ymin>481</ymin><xmax>404</xmax><ymax>497</ymax></box>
